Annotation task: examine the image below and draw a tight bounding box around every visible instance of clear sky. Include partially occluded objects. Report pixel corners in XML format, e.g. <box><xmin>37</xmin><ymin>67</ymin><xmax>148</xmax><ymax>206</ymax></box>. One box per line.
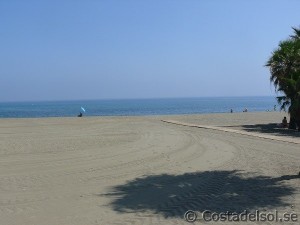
<box><xmin>0</xmin><ymin>0</ymin><xmax>300</xmax><ymax>102</ymax></box>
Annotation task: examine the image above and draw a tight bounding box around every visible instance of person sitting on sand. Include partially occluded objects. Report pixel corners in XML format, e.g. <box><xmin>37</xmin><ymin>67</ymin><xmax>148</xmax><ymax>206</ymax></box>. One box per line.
<box><xmin>278</xmin><ymin>116</ymin><xmax>288</xmax><ymax>128</ymax></box>
<box><xmin>78</xmin><ymin>112</ymin><xmax>83</xmax><ymax>117</ymax></box>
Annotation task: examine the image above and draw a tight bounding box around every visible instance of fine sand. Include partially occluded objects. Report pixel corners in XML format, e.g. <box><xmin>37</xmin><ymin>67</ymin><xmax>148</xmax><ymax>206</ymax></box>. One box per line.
<box><xmin>0</xmin><ymin>112</ymin><xmax>299</xmax><ymax>225</ymax></box>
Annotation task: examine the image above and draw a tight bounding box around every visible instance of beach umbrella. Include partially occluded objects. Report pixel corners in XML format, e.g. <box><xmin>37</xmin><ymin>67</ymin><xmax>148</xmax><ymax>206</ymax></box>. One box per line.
<box><xmin>81</xmin><ymin>107</ymin><xmax>86</xmax><ymax>113</ymax></box>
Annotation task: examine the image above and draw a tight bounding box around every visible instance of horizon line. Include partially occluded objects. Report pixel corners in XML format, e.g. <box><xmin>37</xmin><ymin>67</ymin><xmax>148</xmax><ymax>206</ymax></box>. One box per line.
<box><xmin>0</xmin><ymin>95</ymin><xmax>277</xmax><ymax>104</ymax></box>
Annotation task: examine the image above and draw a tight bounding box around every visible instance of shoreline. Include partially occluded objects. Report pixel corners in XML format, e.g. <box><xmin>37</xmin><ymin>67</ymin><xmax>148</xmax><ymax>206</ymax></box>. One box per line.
<box><xmin>0</xmin><ymin>110</ymin><xmax>287</xmax><ymax>120</ymax></box>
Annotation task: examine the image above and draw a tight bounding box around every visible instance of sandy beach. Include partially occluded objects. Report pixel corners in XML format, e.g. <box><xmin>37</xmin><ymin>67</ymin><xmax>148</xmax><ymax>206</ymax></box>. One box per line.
<box><xmin>0</xmin><ymin>112</ymin><xmax>299</xmax><ymax>225</ymax></box>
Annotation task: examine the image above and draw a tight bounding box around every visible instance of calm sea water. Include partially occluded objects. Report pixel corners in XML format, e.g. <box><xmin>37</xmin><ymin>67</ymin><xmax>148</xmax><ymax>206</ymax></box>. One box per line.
<box><xmin>0</xmin><ymin>97</ymin><xmax>278</xmax><ymax>118</ymax></box>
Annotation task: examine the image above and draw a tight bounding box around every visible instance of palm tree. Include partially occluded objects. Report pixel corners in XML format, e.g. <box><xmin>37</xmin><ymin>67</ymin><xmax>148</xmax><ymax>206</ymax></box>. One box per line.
<box><xmin>266</xmin><ymin>27</ymin><xmax>300</xmax><ymax>130</ymax></box>
<box><xmin>290</xmin><ymin>27</ymin><xmax>300</xmax><ymax>40</ymax></box>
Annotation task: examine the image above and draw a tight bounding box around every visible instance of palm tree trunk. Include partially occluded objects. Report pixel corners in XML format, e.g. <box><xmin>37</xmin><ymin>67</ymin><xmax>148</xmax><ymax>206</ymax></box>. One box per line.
<box><xmin>289</xmin><ymin>116</ymin><xmax>297</xmax><ymax>129</ymax></box>
<box><xmin>296</xmin><ymin>107</ymin><xmax>300</xmax><ymax>131</ymax></box>
<box><xmin>288</xmin><ymin>101</ymin><xmax>299</xmax><ymax>130</ymax></box>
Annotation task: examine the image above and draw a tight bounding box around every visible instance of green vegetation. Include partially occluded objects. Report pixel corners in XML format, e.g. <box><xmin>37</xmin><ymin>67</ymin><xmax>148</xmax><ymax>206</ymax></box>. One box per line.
<box><xmin>266</xmin><ymin>27</ymin><xmax>300</xmax><ymax>130</ymax></box>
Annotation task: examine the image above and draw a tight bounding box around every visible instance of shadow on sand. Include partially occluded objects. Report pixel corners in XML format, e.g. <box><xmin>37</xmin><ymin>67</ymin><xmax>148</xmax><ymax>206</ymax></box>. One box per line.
<box><xmin>224</xmin><ymin>123</ymin><xmax>300</xmax><ymax>138</ymax></box>
<box><xmin>103</xmin><ymin>170</ymin><xmax>298</xmax><ymax>218</ymax></box>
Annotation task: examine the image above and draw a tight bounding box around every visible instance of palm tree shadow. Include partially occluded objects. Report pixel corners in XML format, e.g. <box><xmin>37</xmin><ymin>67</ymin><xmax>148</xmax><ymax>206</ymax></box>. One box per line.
<box><xmin>224</xmin><ymin>123</ymin><xmax>300</xmax><ymax>138</ymax></box>
<box><xmin>102</xmin><ymin>170</ymin><xmax>298</xmax><ymax>218</ymax></box>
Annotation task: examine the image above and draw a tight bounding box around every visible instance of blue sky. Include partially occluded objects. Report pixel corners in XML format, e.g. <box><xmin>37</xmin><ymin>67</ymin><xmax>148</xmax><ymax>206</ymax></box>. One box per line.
<box><xmin>0</xmin><ymin>0</ymin><xmax>300</xmax><ymax>101</ymax></box>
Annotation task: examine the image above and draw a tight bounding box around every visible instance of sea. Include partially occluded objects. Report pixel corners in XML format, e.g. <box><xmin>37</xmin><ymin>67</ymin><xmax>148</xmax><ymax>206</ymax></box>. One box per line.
<box><xmin>0</xmin><ymin>96</ymin><xmax>278</xmax><ymax>118</ymax></box>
